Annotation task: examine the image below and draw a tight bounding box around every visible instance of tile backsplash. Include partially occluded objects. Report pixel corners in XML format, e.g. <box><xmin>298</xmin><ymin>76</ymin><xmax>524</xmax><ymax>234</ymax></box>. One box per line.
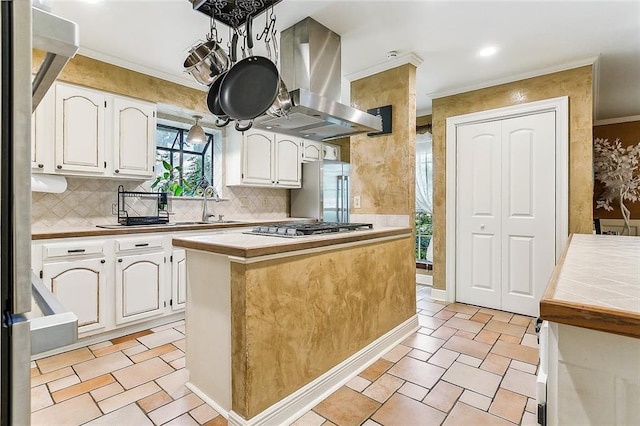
<box><xmin>32</xmin><ymin>177</ymin><xmax>289</xmax><ymax>229</ymax></box>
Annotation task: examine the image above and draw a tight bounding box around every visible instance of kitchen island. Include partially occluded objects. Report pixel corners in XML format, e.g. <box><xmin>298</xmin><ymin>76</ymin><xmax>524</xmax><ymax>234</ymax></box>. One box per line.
<box><xmin>172</xmin><ymin>226</ymin><xmax>417</xmax><ymax>425</ymax></box>
<box><xmin>539</xmin><ymin>234</ymin><xmax>640</xmax><ymax>425</ymax></box>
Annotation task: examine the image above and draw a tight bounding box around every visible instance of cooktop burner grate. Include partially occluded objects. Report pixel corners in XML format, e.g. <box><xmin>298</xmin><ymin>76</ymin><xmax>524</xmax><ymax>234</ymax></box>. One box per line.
<box><xmin>246</xmin><ymin>222</ymin><xmax>373</xmax><ymax>237</ymax></box>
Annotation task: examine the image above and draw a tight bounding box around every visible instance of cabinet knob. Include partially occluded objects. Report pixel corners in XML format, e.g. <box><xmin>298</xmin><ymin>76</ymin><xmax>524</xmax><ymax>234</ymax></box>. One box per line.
<box><xmin>37</xmin><ymin>163</ymin><xmax>44</xmax><ymax>169</ymax></box>
<box><xmin>100</xmin><ymin>259</ymin><xmax>106</xmax><ymax>264</ymax></box>
<box><xmin>56</xmin><ymin>165</ymin><xmax>62</xmax><ymax>169</ymax></box>
<box><xmin>117</xmin><ymin>258</ymin><xmax>123</xmax><ymax>263</ymax></box>
<box><xmin>114</xmin><ymin>169</ymin><xmax>119</xmax><ymax>174</ymax></box>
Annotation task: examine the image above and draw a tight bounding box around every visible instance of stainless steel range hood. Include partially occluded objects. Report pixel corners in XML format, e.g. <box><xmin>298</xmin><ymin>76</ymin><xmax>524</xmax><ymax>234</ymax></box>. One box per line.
<box><xmin>253</xmin><ymin>17</ymin><xmax>382</xmax><ymax>141</ymax></box>
<box><xmin>32</xmin><ymin>4</ymin><xmax>79</xmax><ymax>111</ymax></box>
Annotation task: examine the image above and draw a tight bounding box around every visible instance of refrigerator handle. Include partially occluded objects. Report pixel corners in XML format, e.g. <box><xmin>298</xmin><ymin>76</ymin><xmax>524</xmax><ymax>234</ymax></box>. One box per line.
<box><xmin>336</xmin><ymin>175</ymin><xmax>343</xmax><ymax>222</ymax></box>
<box><xmin>344</xmin><ymin>175</ymin><xmax>349</xmax><ymax>223</ymax></box>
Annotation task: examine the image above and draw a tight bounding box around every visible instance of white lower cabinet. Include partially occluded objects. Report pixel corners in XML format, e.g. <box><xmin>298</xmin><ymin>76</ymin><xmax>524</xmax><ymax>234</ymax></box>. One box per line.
<box><xmin>171</xmin><ymin>249</ymin><xmax>187</xmax><ymax>312</ymax></box>
<box><xmin>115</xmin><ymin>251</ymin><xmax>166</xmax><ymax>324</ymax></box>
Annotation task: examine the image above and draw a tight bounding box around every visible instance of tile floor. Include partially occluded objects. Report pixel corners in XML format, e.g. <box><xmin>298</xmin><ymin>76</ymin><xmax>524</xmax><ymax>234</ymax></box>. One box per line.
<box><xmin>31</xmin><ymin>285</ymin><xmax>540</xmax><ymax>425</ymax></box>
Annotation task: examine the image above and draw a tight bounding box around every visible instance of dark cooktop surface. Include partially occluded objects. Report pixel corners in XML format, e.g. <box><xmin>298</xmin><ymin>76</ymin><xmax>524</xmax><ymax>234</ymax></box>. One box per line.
<box><xmin>247</xmin><ymin>222</ymin><xmax>373</xmax><ymax>237</ymax></box>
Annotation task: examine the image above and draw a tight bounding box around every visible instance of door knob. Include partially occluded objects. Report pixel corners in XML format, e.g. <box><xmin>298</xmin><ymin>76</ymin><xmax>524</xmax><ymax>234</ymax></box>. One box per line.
<box><xmin>480</xmin><ymin>224</ymin><xmax>485</xmax><ymax>230</ymax></box>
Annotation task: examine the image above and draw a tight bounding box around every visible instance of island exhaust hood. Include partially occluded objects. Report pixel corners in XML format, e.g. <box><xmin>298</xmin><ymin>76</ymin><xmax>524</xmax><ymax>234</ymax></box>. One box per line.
<box><xmin>253</xmin><ymin>17</ymin><xmax>382</xmax><ymax>141</ymax></box>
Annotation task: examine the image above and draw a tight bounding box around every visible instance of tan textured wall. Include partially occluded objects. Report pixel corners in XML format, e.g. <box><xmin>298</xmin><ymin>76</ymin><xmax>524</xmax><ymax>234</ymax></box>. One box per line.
<box><xmin>350</xmin><ymin>64</ymin><xmax>417</xmax><ymax>216</ymax></box>
<box><xmin>432</xmin><ymin>66</ymin><xmax>593</xmax><ymax>290</ymax></box>
<box><xmin>33</xmin><ymin>50</ymin><xmax>209</xmax><ymax>113</ymax></box>
<box><xmin>230</xmin><ymin>237</ymin><xmax>416</xmax><ymax>419</ymax></box>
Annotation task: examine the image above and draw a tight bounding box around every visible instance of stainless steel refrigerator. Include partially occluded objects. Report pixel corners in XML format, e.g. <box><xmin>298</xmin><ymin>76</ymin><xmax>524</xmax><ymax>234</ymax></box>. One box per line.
<box><xmin>291</xmin><ymin>160</ymin><xmax>350</xmax><ymax>223</ymax></box>
<box><xmin>1</xmin><ymin>3</ymin><xmax>78</xmax><ymax>424</ymax></box>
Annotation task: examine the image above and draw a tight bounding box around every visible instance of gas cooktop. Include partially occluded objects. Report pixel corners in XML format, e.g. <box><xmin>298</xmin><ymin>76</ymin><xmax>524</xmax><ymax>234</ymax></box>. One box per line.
<box><xmin>245</xmin><ymin>222</ymin><xmax>373</xmax><ymax>238</ymax></box>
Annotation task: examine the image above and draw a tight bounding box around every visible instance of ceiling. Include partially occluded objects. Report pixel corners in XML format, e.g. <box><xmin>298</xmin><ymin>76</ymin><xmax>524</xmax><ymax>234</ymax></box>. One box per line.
<box><xmin>45</xmin><ymin>0</ymin><xmax>640</xmax><ymax>120</ymax></box>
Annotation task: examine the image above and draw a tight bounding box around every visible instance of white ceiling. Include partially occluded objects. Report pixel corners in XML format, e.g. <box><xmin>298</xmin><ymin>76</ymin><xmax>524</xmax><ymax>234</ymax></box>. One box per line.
<box><xmin>46</xmin><ymin>0</ymin><xmax>640</xmax><ymax>120</ymax></box>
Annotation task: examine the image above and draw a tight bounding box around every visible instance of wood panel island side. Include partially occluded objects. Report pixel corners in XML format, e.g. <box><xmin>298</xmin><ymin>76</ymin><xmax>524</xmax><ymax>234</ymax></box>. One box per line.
<box><xmin>172</xmin><ymin>226</ymin><xmax>417</xmax><ymax>426</ymax></box>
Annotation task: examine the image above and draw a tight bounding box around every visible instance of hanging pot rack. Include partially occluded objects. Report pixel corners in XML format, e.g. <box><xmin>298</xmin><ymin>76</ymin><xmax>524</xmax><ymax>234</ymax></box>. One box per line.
<box><xmin>190</xmin><ymin>0</ymin><xmax>283</xmax><ymax>28</ymax></box>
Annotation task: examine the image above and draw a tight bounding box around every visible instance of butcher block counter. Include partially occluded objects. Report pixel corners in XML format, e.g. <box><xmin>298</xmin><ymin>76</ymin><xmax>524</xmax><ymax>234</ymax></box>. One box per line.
<box><xmin>171</xmin><ymin>226</ymin><xmax>418</xmax><ymax>425</ymax></box>
<box><xmin>538</xmin><ymin>234</ymin><xmax>640</xmax><ymax>425</ymax></box>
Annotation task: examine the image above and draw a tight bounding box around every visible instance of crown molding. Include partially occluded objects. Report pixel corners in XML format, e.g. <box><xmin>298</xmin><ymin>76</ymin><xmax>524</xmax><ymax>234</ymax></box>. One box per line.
<box><xmin>345</xmin><ymin>52</ymin><xmax>424</xmax><ymax>82</ymax></box>
<box><xmin>594</xmin><ymin>114</ymin><xmax>640</xmax><ymax>126</ymax></box>
<box><xmin>427</xmin><ymin>56</ymin><xmax>599</xmax><ymax>100</ymax></box>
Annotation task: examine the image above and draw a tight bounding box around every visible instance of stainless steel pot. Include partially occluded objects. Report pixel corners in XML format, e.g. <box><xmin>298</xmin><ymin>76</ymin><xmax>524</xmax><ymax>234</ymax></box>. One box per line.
<box><xmin>184</xmin><ymin>40</ymin><xmax>230</xmax><ymax>86</ymax></box>
<box><xmin>265</xmin><ymin>25</ymin><xmax>291</xmax><ymax>118</ymax></box>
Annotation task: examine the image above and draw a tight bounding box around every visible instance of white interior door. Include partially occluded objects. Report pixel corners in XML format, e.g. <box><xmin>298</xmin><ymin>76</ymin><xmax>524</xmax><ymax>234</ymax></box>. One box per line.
<box><xmin>456</xmin><ymin>121</ymin><xmax>502</xmax><ymax>310</ymax></box>
<box><xmin>456</xmin><ymin>111</ymin><xmax>556</xmax><ymax>316</ymax></box>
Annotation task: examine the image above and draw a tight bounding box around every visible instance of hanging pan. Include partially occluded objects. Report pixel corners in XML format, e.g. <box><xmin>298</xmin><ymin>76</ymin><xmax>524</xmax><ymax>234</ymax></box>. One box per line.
<box><xmin>206</xmin><ymin>30</ymin><xmax>238</xmax><ymax>128</ymax></box>
<box><xmin>218</xmin><ymin>13</ymin><xmax>279</xmax><ymax>132</ymax></box>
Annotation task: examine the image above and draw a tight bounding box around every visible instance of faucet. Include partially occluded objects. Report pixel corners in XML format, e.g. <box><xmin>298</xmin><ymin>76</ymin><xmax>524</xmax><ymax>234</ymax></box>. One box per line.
<box><xmin>201</xmin><ymin>186</ymin><xmax>219</xmax><ymax>222</ymax></box>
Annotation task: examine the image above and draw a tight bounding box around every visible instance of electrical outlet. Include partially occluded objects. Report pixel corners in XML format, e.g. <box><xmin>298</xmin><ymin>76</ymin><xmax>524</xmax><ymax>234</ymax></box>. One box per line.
<box><xmin>240</xmin><ymin>197</ymin><xmax>249</xmax><ymax>208</ymax></box>
<box><xmin>354</xmin><ymin>195</ymin><xmax>361</xmax><ymax>209</ymax></box>
<box><xmin>111</xmin><ymin>202</ymin><xmax>118</xmax><ymax>215</ymax></box>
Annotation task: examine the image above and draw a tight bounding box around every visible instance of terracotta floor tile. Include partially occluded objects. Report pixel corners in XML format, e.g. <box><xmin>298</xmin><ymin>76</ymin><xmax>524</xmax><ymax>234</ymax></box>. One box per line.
<box><xmin>31</xmin><ymin>384</ymin><xmax>54</xmax><ymax>412</ymax></box>
<box><xmin>381</xmin><ymin>344</ymin><xmax>411</xmax><ymax>363</ymax></box>
<box><xmin>441</xmin><ymin>362</ymin><xmax>501</xmax><ymax>397</ymax></box>
<box><xmin>164</xmin><ymin>413</ymin><xmax>199</xmax><ymax>425</ymax></box>
<box><xmin>130</xmin><ymin>343</ymin><xmax>177</xmax><ymax>363</ymax></box>
<box><xmin>498</xmin><ymin>334</ymin><xmax>522</xmax><ymax>344</ymax></box>
<box><xmin>401</xmin><ymin>333</ymin><xmax>446</xmax><ymax>354</ymax></box>
<box><xmin>500</xmin><ymin>368</ymin><xmax>537</xmax><ymax>398</ymax></box>
<box><xmin>388</xmin><ymin>356</ymin><xmax>445</xmax><ymax>389</ymax></box>
<box><xmin>522</xmin><ymin>411</ymin><xmax>538</xmax><ymax>425</ymax></box>
<box><xmin>428</xmin><ymin>348</ymin><xmax>459</xmax><ymax>369</ymax></box>
<box><xmin>123</xmin><ymin>344</ymin><xmax>148</xmax><ymax>357</ymax></box>
<box><xmin>170</xmin><ymin>357</ymin><xmax>186</xmax><ymax>370</ymax></box>
<box><xmin>47</xmin><ymin>373</ymin><xmax>80</xmax><ymax>393</ymax></box>
<box><xmin>31</xmin><ymin>393</ymin><xmax>101</xmax><ymax>426</ymax></box>
<box><xmin>90</xmin><ymin>381</ymin><xmax>125</xmax><ymax>402</ymax></box>
<box><xmin>345</xmin><ymin>375</ymin><xmax>370</xmax><ymax>392</ymax></box>
<box><xmin>98</xmin><ymin>382</ymin><xmax>161</xmax><ymax>414</ymax></box>
<box><xmin>526</xmin><ymin>398</ymin><xmax>537</xmax><ymax>413</ymax></box>
<box><xmin>31</xmin><ymin>367</ymin><xmax>40</xmax><ymax>378</ymax></box>
<box><xmin>89</xmin><ymin>341</ymin><xmax>112</xmax><ymax>351</ymax></box>
<box><xmin>51</xmin><ymin>374</ymin><xmax>115</xmax><ymax>403</ymax></box>
<box><xmin>361</xmin><ymin>420</ymin><xmax>380</xmax><ymax>426</ymax></box>
<box><xmin>474</xmin><ymin>329</ymin><xmax>500</xmax><ymax>345</ymax></box>
<box><xmin>111</xmin><ymin>329</ymin><xmax>154</xmax><ymax>345</ymax></box>
<box><xmin>417</xmin><ymin>327</ymin><xmax>435</xmax><ymax>336</ymax></box>
<box><xmin>151</xmin><ymin>320</ymin><xmax>185</xmax><ymax>333</ymax></box>
<box><xmin>491</xmin><ymin>340</ymin><xmax>539</xmax><ymax>365</ymax></box>
<box><xmin>454</xmin><ymin>330</ymin><xmax>477</xmax><ymax>340</ymax></box>
<box><xmin>190</xmin><ymin>403</ymin><xmax>219</xmax><ymax>424</ymax></box>
<box><xmin>161</xmin><ymin>349</ymin><xmax>186</xmax><ymax>363</ymax></box>
<box><xmin>478</xmin><ymin>308</ymin><xmax>513</xmax><ymax>323</ymax></box>
<box><xmin>407</xmin><ymin>348</ymin><xmax>430</xmax><ymax>361</ymax></box>
<box><xmin>430</xmin><ymin>326</ymin><xmax>457</xmax><ymax>340</ymax></box>
<box><xmin>418</xmin><ymin>314</ymin><xmax>446</xmax><ymax>330</ymax></box>
<box><xmin>84</xmin><ymin>402</ymin><xmax>153</xmax><ymax>425</ymax></box>
<box><xmin>112</xmin><ymin>357</ymin><xmax>174</xmax><ymax>390</ymax></box>
<box><xmin>372</xmin><ymin>393</ymin><xmax>446</xmax><ymax>426</ymax></box>
<box><xmin>443</xmin><ymin>336</ymin><xmax>491</xmax><ymax>360</ymax></box>
<box><xmin>397</xmin><ymin>382</ymin><xmax>428</xmax><ymax>401</ymax></box>
<box><xmin>359</xmin><ymin>358</ymin><xmax>394</xmax><ymax>382</ymax></box>
<box><xmin>457</xmin><ymin>354</ymin><xmax>482</xmax><ymax>368</ymax></box>
<box><xmin>484</xmin><ymin>320</ymin><xmax>526</xmax><ymax>338</ymax></box>
<box><xmin>510</xmin><ymin>314</ymin><xmax>533</xmax><ymax>327</ymax></box>
<box><xmin>92</xmin><ymin>339</ymin><xmax>139</xmax><ymax>357</ymax></box>
<box><xmin>173</xmin><ymin>339</ymin><xmax>186</xmax><ymax>352</ymax></box>
<box><xmin>204</xmin><ymin>415</ymin><xmax>228</xmax><ymax>426</ymax></box>
<box><xmin>443</xmin><ymin>402</ymin><xmax>514</xmax><ymax>426</ymax></box>
<box><xmin>313</xmin><ymin>387</ymin><xmax>380</xmax><ymax>426</ymax></box>
<box><xmin>458</xmin><ymin>390</ymin><xmax>491</xmax><ymax>411</ymax></box>
<box><xmin>138</xmin><ymin>390</ymin><xmax>174</xmax><ymax>413</ymax></box>
<box><xmin>362</xmin><ymin>373</ymin><xmax>404</xmax><ymax>403</ymax></box>
<box><xmin>417</xmin><ymin>299</ymin><xmax>446</xmax><ymax>313</ymax></box>
<box><xmin>453</xmin><ymin>313</ymin><xmax>473</xmax><ymax>320</ymax></box>
<box><xmin>156</xmin><ymin>368</ymin><xmax>191</xmax><ymax>399</ymax></box>
<box><xmin>480</xmin><ymin>353</ymin><xmax>511</xmax><ymax>376</ymax></box>
<box><xmin>521</xmin><ymin>333</ymin><xmax>539</xmax><ymax>349</ymax></box>
<box><xmin>444</xmin><ymin>303</ymin><xmax>480</xmax><ymax>315</ymax></box>
<box><xmin>433</xmin><ymin>310</ymin><xmax>456</xmax><ymax>320</ymax></box>
<box><xmin>291</xmin><ymin>410</ymin><xmax>326</xmax><ymax>426</ymax></box>
<box><xmin>73</xmin><ymin>351</ymin><xmax>133</xmax><ymax>381</ymax></box>
<box><xmin>470</xmin><ymin>312</ymin><xmax>492</xmax><ymax>323</ymax></box>
<box><xmin>137</xmin><ymin>328</ymin><xmax>185</xmax><ymax>349</ymax></box>
<box><xmin>511</xmin><ymin>359</ymin><xmax>537</xmax><ymax>374</ymax></box>
<box><xmin>489</xmin><ymin>388</ymin><xmax>527</xmax><ymax>423</ymax></box>
<box><xmin>36</xmin><ymin>347</ymin><xmax>94</xmax><ymax>374</ymax></box>
<box><xmin>422</xmin><ymin>380</ymin><xmax>463</xmax><ymax>413</ymax></box>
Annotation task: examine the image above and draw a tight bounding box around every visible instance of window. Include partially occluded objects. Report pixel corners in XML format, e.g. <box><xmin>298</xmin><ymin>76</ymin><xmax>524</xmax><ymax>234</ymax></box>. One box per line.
<box><xmin>415</xmin><ymin>131</ymin><xmax>433</xmax><ymax>263</ymax></box>
<box><xmin>154</xmin><ymin>124</ymin><xmax>221</xmax><ymax>197</ymax></box>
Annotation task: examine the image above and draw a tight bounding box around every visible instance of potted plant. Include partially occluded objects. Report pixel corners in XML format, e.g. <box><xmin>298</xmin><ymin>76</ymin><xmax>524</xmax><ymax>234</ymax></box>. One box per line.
<box><xmin>594</xmin><ymin>137</ymin><xmax>640</xmax><ymax>235</ymax></box>
<box><xmin>151</xmin><ymin>160</ymin><xmax>192</xmax><ymax>209</ymax></box>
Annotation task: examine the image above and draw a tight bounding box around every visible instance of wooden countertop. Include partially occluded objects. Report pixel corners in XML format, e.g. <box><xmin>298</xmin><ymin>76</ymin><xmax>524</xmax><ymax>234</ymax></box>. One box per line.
<box><xmin>172</xmin><ymin>227</ymin><xmax>412</xmax><ymax>259</ymax></box>
<box><xmin>31</xmin><ymin>218</ymin><xmax>311</xmax><ymax>240</ymax></box>
<box><xmin>540</xmin><ymin>234</ymin><xmax>640</xmax><ymax>339</ymax></box>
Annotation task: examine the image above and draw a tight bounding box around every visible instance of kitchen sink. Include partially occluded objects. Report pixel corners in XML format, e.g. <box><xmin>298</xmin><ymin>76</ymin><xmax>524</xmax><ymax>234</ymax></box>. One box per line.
<box><xmin>173</xmin><ymin>220</ymin><xmax>246</xmax><ymax>225</ymax></box>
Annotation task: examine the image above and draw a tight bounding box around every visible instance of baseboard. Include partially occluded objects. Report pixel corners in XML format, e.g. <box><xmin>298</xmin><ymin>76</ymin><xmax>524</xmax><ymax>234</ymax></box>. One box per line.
<box><xmin>416</xmin><ymin>274</ymin><xmax>433</xmax><ymax>285</ymax></box>
<box><xmin>430</xmin><ymin>288</ymin><xmax>448</xmax><ymax>302</ymax></box>
<box><xmin>186</xmin><ymin>382</ymin><xmax>230</xmax><ymax>419</ymax></box>
<box><xmin>214</xmin><ymin>315</ymin><xmax>420</xmax><ymax>426</ymax></box>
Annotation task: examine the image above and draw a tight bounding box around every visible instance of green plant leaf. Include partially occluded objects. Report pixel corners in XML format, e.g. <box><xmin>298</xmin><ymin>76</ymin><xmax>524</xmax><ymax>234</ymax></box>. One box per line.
<box><xmin>150</xmin><ymin>177</ymin><xmax>161</xmax><ymax>188</ymax></box>
<box><xmin>163</xmin><ymin>172</ymin><xmax>170</xmax><ymax>179</ymax></box>
<box><xmin>174</xmin><ymin>166</ymin><xmax>183</xmax><ymax>172</ymax></box>
<box><xmin>173</xmin><ymin>186</ymin><xmax>184</xmax><ymax>197</ymax></box>
<box><xmin>162</xmin><ymin>160</ymin><xmax>172</xmax><ymax>171</ymax></box>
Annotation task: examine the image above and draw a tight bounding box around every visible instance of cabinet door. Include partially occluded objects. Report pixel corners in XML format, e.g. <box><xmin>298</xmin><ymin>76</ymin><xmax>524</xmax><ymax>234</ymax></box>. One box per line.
<box><xmin>115</xmin><ymin>251</ymin><xmax>165</xmax><ymax>324</ymax></box>
<box><xmin>42</xmin><ymin>257</ymin><xmax>107</xmax><ymax>334</ymax></box>
<box><xmin>32</xmin><ymin>88</ymin><xmax>54</xmax><ymax>172</ymax></box>
<box><xmin>243</xmin><ymin>130</ymin><xmax>274</xmax><ymax>185</ymax></box>
<box><xmin>113</xmin><ymin>97</ymin><xmax>156</xmax><ymax>178</ymax></box>
<box><xmin>54</xmin><ymin>84</ymin><xmax>106</xmax><ymax>174</ymax></box>
<box><xmin>302</xmin><ymin>140</ymin><xmax>322</xmax><ymax>163</ymax></box>
<box><xmin>171</xmin><ymin>249</ymin><xmax>186</xmax><ymax>312</ymax></box>
<box><xmin>275</xmin><ymin>135</ymin><xmax>301</xmax><ymax>187</ymax></box>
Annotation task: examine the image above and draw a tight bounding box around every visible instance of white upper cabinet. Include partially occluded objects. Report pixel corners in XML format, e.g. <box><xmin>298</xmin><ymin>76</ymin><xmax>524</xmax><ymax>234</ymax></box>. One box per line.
<box><xmin>301</xmin><ymin>140</ymin><xmax>322</xmax><ymax>163</ymax></box>
<box><xmin>54</xmin><ymin>83</ymin><xmax>106</xmax><ymax>175</ymax></box>
<box><xmin>226</xmin><ymin>129</ymin><xmax>301</xmax><ymax>188</ymax></box>
<box><xmin>112</xmin><ymin>96</ymin><xmax>156</xmax><ymax>178</ymax></box>
<box><xmin>31</xmin><ymin>88</ymin><xmax>54</xmax><ymax>172</ymax></box>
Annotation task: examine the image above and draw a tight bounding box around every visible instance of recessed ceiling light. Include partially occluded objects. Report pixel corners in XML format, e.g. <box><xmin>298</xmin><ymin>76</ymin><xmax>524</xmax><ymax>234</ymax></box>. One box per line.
<box><xmin>478</xmin><ymin>46</ymin><xmax>498</xmax><ymax>57</ymax></box>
